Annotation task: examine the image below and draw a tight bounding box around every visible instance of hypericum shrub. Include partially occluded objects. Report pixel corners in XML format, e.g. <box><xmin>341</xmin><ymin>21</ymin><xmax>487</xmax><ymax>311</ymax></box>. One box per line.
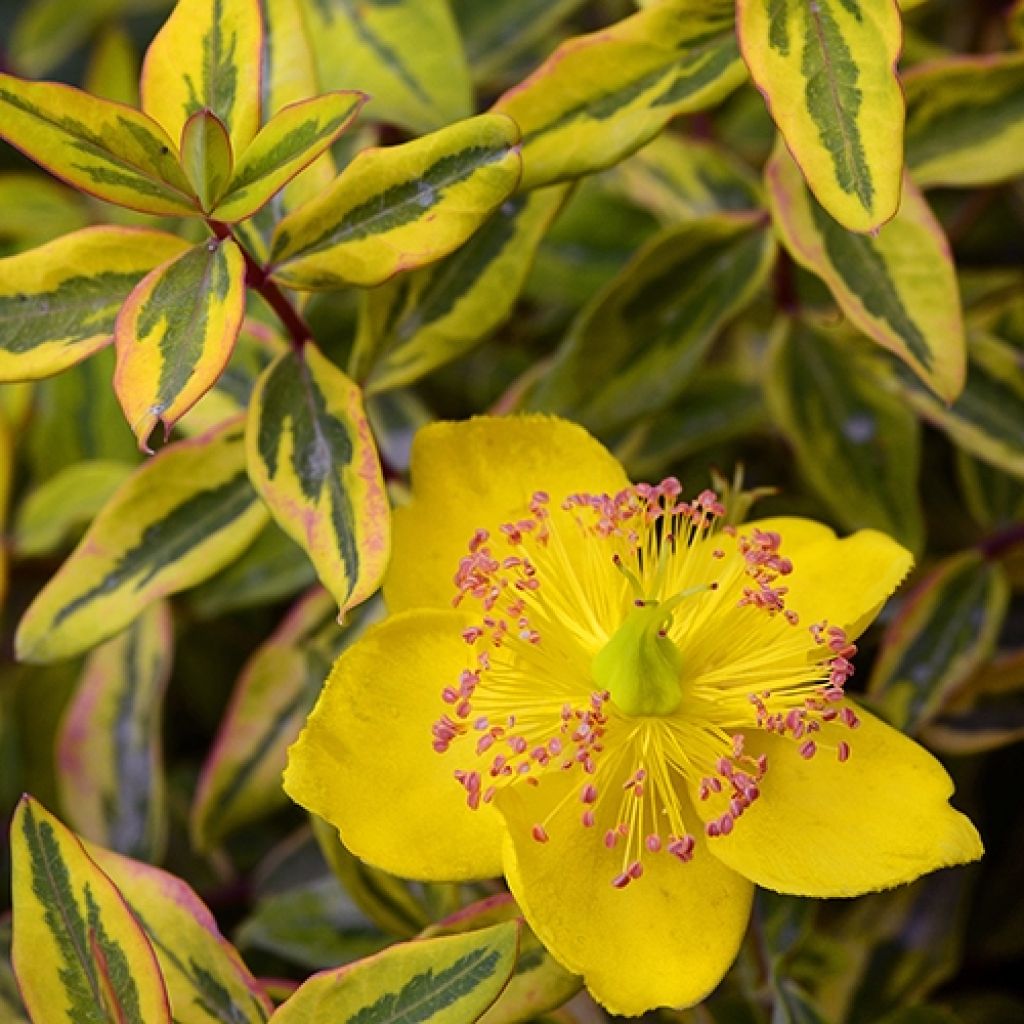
<box><xmin>0</xmin><ymin>0</ymin><xmax>1021</xmax><ymax>1021</ymax></box>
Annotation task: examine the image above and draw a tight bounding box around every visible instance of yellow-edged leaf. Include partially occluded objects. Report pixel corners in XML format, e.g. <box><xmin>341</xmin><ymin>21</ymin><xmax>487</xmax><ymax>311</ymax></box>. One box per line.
<box><xmin>10</xmin><ymin>795</ymin><xmax>171</xmax><ymax>1024</ymax></box>
<box><xmin>57</xmin><ymin>602</ymin><xmax>173</xmax><ymax>861</ymax></box>
<box><xmin>86</xmin><ymin>843</ymin><xmax>273</xmax><ymax>1024</ymax></box>
<box><xmin>355</xmin><ymin>186</ymin><xmax>570</xmax><ymax>392</ymax></box>
<box><xmin>246</xmin><ymin>343</ymin><xmax>389</xmax><ymax>614</ymax></box>
<box><xmin>904</xmin><ymin>52</ymin><xmax>1024</xmax><ymax>188</ymax></box>
<box><xmin>114</xmin><ymin>237</ymin><xmax>247</xmax><ymax>451</ymax></box>
<box><xmin>0</xmin><ymin>72</ymin><xmax>198</xmax><ymax>216</ymax></box>
<box><xmin>0</xmin><ymin>171</ymin><xmax>90</xmax><ymax>252</ymax></box>
<box><xmin>141</xmin><ymin>0</ymin><xmax>262</xmax><ymax>153</ymax></box>
<box><xmin>268</xmin><ymin>113</ymin><xmax>521</xmax><ymax>289</ymax></box>
<box><xmin>0</xmin><ymin>227</ymin><xmax>191</xmax><ymax>381</ymax></box>
<box><xmin>766</xmin><ymin>142</ymin><xmax>965</xmax><ymax>401</ymax></box>
<box><xmin>492</xmin><ymin>0</ymin><xmax>745</xmax><ymax>192</ymax></box>
<box><xmin>300</xmin><ymin>0</ymin><xmax>472</xmax><ymax>134</ymax></box>
<box><xmin>15</xmin><ymin>418</ymin><xmax>268</xmax><ymax>663</ymax></box>
<box><xmin>213</xmin><ymin>92</ymin><xmax>366</xmax><ymax>222</ymax></box>
<box><xmin>737</xmin><ymin>0</ymin><xmax>903</xmax><ymax>232</ymax></box>
<box><xmin>191</xmin><ymin>589</ymin><xmax>336</xmax><ymax>850</ymax></box>
<box><xmin>267</xmin><ymin>922</ymin><xmax>519</xmax><ymax>1024</ymax></box>
<box><xmin>180</xmin><ymin>108</ymin><xmax>234</xmax><ymax>212</ymax></box>
<box><xmin>84</xmin><ymin>23</ymin><xmax>140</xmax><ymax>106</ymax></box>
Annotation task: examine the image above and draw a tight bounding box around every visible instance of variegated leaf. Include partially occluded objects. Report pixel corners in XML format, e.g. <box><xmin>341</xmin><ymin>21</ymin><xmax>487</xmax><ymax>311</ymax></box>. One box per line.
<box><xmin>354</xmin><ymin>186</ymin><xmax>569</xmax><ymax>392</ymax></box>
<box><xmin>16</xmin><ymin>419</ymin><xmax>269</xmax><ymax>663</ymax></box>
<box><xmin>192</xmin><ymin>590</ymin><xmax>375</xmax><ymax>848</ymax></box>
<box><xmin>0</xmin><ymin>171</ymin><xmax>90</xmax><ymax>253</ymax></box>
<box><xmin>57</xmin><ymin>602</ymin><xmax>173</xmax><ymax>861</ymax></box>
<box><xmin>267</xmin><ymin>923</ymin><xmax>519</xmax><ymax>1024</ymax></box>
<box><xmin>10</xmin><ymin>796</ymin><xmax>171</xmax><ymax>1024</ymax></box>
<box><xmin>898</xmin><ymin>332</ymin><xmax>1024</xmax><ymax>478</ymax></box>
<box><xmin>87</xmin><ymin>844</ymin><xmax>273</xmax><ymax>1024</ymax></box>
<box><xmin>84</xmin><ymin>23</ymin><xmax>140</xmax><ymax>106</ymax></box>
<box><xmin>868</xmin><ymin>551</ymin><xmax>1010</xmax><ymax>734</ymax></box>
<box><xmin>904</xmin><ymin>53</ymin><xmax>1024</xmax><ymax>188</ymax></box>
<box><xmin>300</xmin><ymin>0</ymin><xmax>472</xmax><ymax>134</ymax></box>
<box><xmin>114</xmin><ymin>237</ymin><xmax>247</xmax><ymax>451</ymax></box>
<box><xmin>179</xmin><ymin>108</ymin><xmax>234</xmax><ymax>212</ymax></box>
<box><xmin>213</xmin><ymin>92</ymin><xmax>366</xmax><ymax>222</ymax></box>
<box><xmin>737</xmin><ymin>0</ymin><xmax>903</xmax><ymax>231</ymax></box>
<box><xmin>269</xmin><ymin>114</ymin><xmax>522</xmax><ymax>289</ymax></box>
<box><xmin>766</xmin><ymin>142</ymin><xmax>965</xmax><ymax>402</ymax></box>
<box><xmin>0</xmin><ymin>72</ymin><xmax>199</xmax><ymax>216</ymax></box>
<box><xmin>766</xmin><ymin>319</ymin><xmax>924</xmax><ymax>553</ymax></box>
<box><xmin>493</xmin><ymin>0</ymin><xmax>745</xmax><ymax>191</ymax></box>
<box><xmin>141</xmin><ymin>0</ymin><xmax>263</xmax><ymax>153</ymax></box>
<box><xmin>246</xmin><ymin>343</ymin><xmax>389</xmax><ymax>614</ymax></box>
<box><xmin>610</xmin><ymin>133</ymin><xmax>764</xmax><ymax>223</ymax></box>
<box><xmin>530</xmin><ymin>213</ymin><xmax>775</xmax><ymax>431</ymax></box>
<box><xmin>0</xmin><ymin>227</ymin><xmax>190</xmax><ymax>382</ymax></box>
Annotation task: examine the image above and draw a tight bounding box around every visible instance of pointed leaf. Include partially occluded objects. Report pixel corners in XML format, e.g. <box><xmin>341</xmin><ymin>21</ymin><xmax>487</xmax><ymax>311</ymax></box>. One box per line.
<box><xmin>213</xmin><ymin>92</ymin><xmax>366</xmax><ymax>222</ymax></box>
<box><xmin>0</xmin><ymin>72</ymin><xmax>199</xmax><ymax>216</ymax></box>
<box><xmin>191</xmin><ymin>589</ymin><xmax>335</xmax><ymax>850</ymax></box>
<box><xmin>84</xmin><ymin>23</ymin><xmax>140</xmax><ymax>107</ymax></box>
<box><xmin>114</xmin><ymin>238</ymin><xmax>247</xmax><ymax>451</ymax></box>
<box><xmin>269</xmin><ymin>113</ymin><xmax>522</xmax><ymax>289</ymax></box>
<box><xmin>267</xmin><ymin>922</ymin><xmax>519</xmax><ymax>1024</ymax></box>
<box><xmin>0</xmin><ymin>227</ymin><xmax>190</xmax><ymax>381</ymax></box>
<box><xmin>766</xmin><ymin>319</ymin><xmax>924</xmax><ymax>553</ymax></box>
<box><xmin>246</xmin><ymin>343</ymin><xmax>389</xmax><ymax>614</ymax></box>
<box><xmin>530</xmin><ymin>213</ymin><xmax>775</xmax><ymax>431</ymax></box>
<box><xmin>898</xmin><ymin>332</ymin><xmax>1024</xmax><ymax>478</ymax></box>
<box><xmin>766</xmin><ymin>142</ymin><xmax>965</xmax><ymax>402</ymax></box>
<box><xmin>493</xmin><ymin>0</ymin><xmax>745</xmax><ymax>192</ymax></box>
<box><xmin>10</xmin><ymin>795</ymin><xmax>171</xmax><ymax>1024</ymax></box>
<box><xmin>301</xmin><ymin>0</ymin><xmax>472</xmax><ymax>134</ymax></box>
<box><xmin>356</xmin><ymin>186</ymin><xmax>569</xmax><ymax>392</ymax></box>
<box><xmin>180</xmin><ymin>109</ymin><xmax>234</xmax><ymax>212</ymax></box>
<box><xmin>141</xmin><ymin>0</ymin><xmax>263</xmax><ymax>153</ymax></box>
<box><xmin>87</xmin><ymin>844</ymin><xmax>273</xmax><ymax>1024</ymax></box>
<box><xmin>737</xmin><ymin>0</ymin><xmax>903</xmax><ymax>232</ymax></box>
<box><xmin>57</xmin><ymin>602</ymin><xmax>173</xmax><ymax>861</ymax></box>
<box><xmin>0</xmin><ymin>171</ymin><xmax>90</xmax><ymax>252</ymax></box>
<box><xmin>904</xmin><ymin>52</ymin><xmax>1024</xmax><ymax>188</ymax></box>
<box><xmin>868</xmin><ymin>551</ymin><xmax>1010</xmax><ymax>734</ymax></box>
<box><xmin>16</xmin><ymin>419</ymin><xmax>268</xmax><ymax>663</ymax></box>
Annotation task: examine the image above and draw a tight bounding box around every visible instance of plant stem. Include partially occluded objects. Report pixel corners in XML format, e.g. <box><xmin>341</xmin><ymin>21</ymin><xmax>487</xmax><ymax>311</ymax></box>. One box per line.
<box><xmin>978</xmin><ymin>520</ymin><xmax>1024</xmax><ymax>560</ymax></box>
<box><xmin>208</xmin><ymin>220</ymin><xmax>311</xmax><ymax>350</ymax></box>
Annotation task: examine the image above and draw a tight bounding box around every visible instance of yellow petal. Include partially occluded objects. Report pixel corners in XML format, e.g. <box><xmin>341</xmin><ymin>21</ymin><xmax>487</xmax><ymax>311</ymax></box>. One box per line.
<box><xmin>695</xmin><ymin>707</ymin><xmax>982</xmax><ymax>897</ymax></box>
<box><xmin>496</xmin><ymin>772</ymin><xmax>753</xmax><ymax>1015</ymax></box>
<box><xmin>283</xmin><ymin>609</ymin><xmax>504</xmax><ymax>881</ymax></box>
<box><xmin>746</xmin><ymin>517</ymin><xmax>913</xmax><ymax>638</ymax></box>
<box><xmin>385</xmin><ymin>415</ymin><xmax>629</xmax><ymax>613</ymax></box>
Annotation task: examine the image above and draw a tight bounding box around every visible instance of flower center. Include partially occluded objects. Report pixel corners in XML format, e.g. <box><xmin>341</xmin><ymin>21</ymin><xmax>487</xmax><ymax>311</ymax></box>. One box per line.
<box><xmin>433</xmin><ymin>480</ymin><xmax>860</xmax><ymax>889</ymax></box>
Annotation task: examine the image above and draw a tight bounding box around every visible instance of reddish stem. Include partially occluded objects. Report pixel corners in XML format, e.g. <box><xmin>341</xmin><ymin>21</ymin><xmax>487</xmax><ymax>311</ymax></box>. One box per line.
<box><xmin>208</xmin><ymin>220</ymin><xmax>311</xmax><ymax>350</ymax></box>
<box><xmin>978</xmin><ymin>521</ymin><xmax>1024</xmax><ymax>561</ymax></box>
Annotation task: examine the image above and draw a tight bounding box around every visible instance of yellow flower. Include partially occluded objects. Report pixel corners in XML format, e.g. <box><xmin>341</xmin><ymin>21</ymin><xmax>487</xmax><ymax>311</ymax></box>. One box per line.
<box><xmin>285</xmin><ymin>416</ymin><xmax>982</xmax><ymax>1015</ymax></box>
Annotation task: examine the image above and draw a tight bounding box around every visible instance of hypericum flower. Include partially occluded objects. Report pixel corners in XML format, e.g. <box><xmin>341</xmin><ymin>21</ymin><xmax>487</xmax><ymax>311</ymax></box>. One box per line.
<box><xmin>285</xmin><ymin>416</ymin><xmax>982</xmax><ymax>1015</ymax></box>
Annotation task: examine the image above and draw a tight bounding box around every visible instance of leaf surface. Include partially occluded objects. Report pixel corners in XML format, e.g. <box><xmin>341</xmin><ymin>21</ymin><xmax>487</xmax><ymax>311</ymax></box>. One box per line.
<box><xmin>268</xmin><ymin>922</ymin><xmax>519</xmax><ymax>1024</ymax></box>
<box><xmin>141</xmin><ymin>0</ymin><xmax>262</xmax><ymax>152</ymax></box>
<box><xmin>57</xmin><ymin>602</ymin><xmax>173</xmax><ymax>861</ymax></box>
<box><xmin>0</xmin><ymin>72</ymin><xmax>198</xmax><ymax>216</ymax></box>
<box><xmin>10</xmin><ymin>796</ymin><xmax>171</xmax><ymax>1024</ymax></box>
<box><xmin>16</xmin><ymin>419</ymin><xmax>268</xmax><ymax>663</ymax></box>
<box><xmin>493</xmin><ymin>0</ymin><xmax>745</xmax><ymax>191</ymax></box>
<box><xmin>114</xmin><ymin>238</ymin><xmax>247</xmax><ymax>451</ymax></box>
<box><xmin>737</xmin><ymin>0</ymin><xmax>903</xmax><ymax>231</ymax></box>
<box><xmin>0</xmin><ymin>226</ymin><xmax>190</xmax><ymax>381</ymax></box>
<box><xmin>269</xmin><ymin>113</ymin><xmax>522</xmax><ymax>289</ymax></box>
<box><xmin>766</xmin><ymin>142</ymin><xmax>965</xmax><ymax>401</ymax></box>
<box><xmin>246</xmin><ymin>343</ymin><xmax>389</xmax><ymax>614</ymax></box>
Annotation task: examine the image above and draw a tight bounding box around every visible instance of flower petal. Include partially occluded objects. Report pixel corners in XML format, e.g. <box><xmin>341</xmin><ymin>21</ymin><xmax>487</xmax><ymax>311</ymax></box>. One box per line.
<box><xmin>385</xmin><ymin>415</ymin><xmax>629</xmax><ymax>613</ymax></box>
<box><xmin>746</xmin><ymin>517</ymin><xmax>913</xmax><ymax>638</ymax></box>
<box><xmin>496</xmin><ymin>773</ymin><xmax>753</xmax><ymax>1015</ymax></box>
<box><xmin>284</xmin><ymin>609</ymin><xmax>504</xmax><ymax>881</ymax></box>
<box><xmin>695</xmin><ymin>707</ymin><xmax>982</xmax><ymax>897</ymax></box>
